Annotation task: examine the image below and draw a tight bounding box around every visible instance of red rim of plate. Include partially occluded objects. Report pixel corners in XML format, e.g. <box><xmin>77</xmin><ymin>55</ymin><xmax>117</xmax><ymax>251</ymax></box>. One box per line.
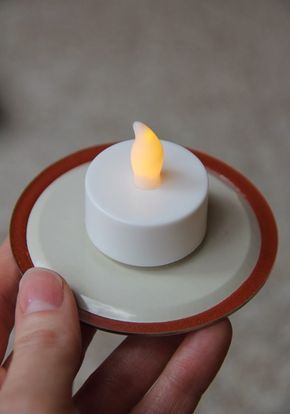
<box><xmin>10</xmin><ymin>145</ymin><xmax>278</xmax><ymax>335</ymax></box>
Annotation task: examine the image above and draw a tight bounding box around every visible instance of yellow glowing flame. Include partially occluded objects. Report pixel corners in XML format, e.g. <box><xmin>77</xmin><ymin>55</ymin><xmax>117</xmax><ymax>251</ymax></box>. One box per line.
<box><xmin>131</xmin><ymin>122</ymin><xmax>164</xmax><ymax>189</ymax></box>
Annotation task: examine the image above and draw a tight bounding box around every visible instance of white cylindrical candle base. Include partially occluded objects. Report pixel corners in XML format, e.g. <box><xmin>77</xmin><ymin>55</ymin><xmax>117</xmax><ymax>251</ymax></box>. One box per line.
<box><xmin>85</xmin><ymin>140</ymin><xmax>208</xmax><ymax>267</ymax></box>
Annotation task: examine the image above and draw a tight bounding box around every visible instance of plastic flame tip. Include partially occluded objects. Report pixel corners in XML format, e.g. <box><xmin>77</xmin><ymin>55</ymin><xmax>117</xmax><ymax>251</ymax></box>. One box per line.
<box><xmin>131</xmin><ymin>122</ymin><xmax>164</xmax><ymax>190</ymax></box>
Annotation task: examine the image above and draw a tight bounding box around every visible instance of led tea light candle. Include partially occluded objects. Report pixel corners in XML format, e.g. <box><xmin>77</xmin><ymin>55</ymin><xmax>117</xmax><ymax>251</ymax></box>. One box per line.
<box><xmin>85</xmin><ymin>122</ymin><xmax>208</xmax><ymax>267</ymax></box>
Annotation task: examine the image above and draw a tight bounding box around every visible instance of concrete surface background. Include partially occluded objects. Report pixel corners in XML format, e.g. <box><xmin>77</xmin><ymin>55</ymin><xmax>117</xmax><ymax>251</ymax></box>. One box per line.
<box><xmin>0</xmin><ymin>1</ymin><xmax>289</xmax><ymax>412</ymax></box>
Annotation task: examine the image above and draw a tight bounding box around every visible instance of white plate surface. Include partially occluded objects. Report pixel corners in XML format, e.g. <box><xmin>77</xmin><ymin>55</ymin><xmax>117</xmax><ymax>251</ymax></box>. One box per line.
<box><xmin>26</xmin><ymin>163</ymin><xmax>261</xmax><ymax>324</ymax></box>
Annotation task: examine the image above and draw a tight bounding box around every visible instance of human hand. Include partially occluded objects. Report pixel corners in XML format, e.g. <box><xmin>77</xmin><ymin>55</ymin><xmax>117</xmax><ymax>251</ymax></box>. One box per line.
<box><xmin>0</xmin><ymin>238</ymin><xmax>232</xmax><ymax>413</ymax></box>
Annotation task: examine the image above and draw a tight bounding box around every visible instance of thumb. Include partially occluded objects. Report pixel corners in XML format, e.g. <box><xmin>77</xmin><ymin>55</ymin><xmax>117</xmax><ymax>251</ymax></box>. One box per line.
<box><xmin>0</xmin><ymin>268</ymin><xmax>81</xmax><ymax>413</ymax></box>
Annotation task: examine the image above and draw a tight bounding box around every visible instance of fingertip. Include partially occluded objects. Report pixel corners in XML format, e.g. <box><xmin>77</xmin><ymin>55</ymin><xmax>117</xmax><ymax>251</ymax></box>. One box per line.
<box><xmin>0</xmin><ymin>236</ymin><xmax>10</xmax><ymax>248</ymax></box>
<box><xmin>209</xmin><ymin>317</ymin><xmax>233</xmax><ymax>348</ymax></box>
<box><xmin>215</xmin><ymin>318</ymin><xmax>233</xmax><ymax>354</ymax></box>
<box><xmin>0</xmin><ymin>237</ymin><xmax>14</xmax><ymax>260</ymax></box>
<box><xmin>0</xmin><ymin>237</ymin><xmax>19</xmax><ymax>274</ymax></box>
<box><xmin>192</xmin><ymin>318</ymin><xmax>232</xmax><ymax>346</ymax></box>
<box><xmin>19</xmin><ymin>268</ymin><xmax>64</xmax><ymax>314</ymax></box>
<box><xmin>221</xmin><ymin>317</ymin><xmax>233</xmax><ymax>345</ymax></box>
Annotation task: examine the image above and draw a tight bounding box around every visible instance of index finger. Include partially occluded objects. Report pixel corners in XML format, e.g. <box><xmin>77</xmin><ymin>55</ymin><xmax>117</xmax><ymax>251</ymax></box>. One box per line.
<box><xmin>0</xmin><ymin>238</ymin><xmax>21</xmax><ymax>363</ymax></box>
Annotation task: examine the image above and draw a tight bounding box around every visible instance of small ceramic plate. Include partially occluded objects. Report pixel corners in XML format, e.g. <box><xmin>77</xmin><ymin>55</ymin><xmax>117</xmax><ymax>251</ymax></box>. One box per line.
<box><xmin>10</xmin><ymin>145</ymin><xmax>278</xmax><ymax>335</ymax></box>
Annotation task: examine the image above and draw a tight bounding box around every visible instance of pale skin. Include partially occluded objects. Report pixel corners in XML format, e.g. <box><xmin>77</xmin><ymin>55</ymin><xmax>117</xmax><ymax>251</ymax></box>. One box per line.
<box><xmin>0</xmin><ymin>238</ymin><xmax>232</xmax><ymax>413</ymax></box>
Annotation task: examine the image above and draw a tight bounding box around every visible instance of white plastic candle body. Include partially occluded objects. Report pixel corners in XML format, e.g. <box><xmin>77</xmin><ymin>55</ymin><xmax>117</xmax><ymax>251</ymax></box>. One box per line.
<box><xmin>85</xmin><ymin>140</ymin><xmax>208</xmax><ymax>267</ymax></box>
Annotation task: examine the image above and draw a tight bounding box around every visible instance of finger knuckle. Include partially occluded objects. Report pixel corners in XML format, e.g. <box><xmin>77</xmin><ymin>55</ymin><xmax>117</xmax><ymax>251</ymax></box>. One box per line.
<box><xmin>16</xmin><ymin>328</ymin><xmax>61</xmax><ymax>352</ymax></box>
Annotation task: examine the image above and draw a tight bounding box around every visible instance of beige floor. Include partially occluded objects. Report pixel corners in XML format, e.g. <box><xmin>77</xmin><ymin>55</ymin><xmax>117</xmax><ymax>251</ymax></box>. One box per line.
<box><xmin>0</xmin><ymin>1</ymin><xmax>289</xmax><ymax>413</ymax></box>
